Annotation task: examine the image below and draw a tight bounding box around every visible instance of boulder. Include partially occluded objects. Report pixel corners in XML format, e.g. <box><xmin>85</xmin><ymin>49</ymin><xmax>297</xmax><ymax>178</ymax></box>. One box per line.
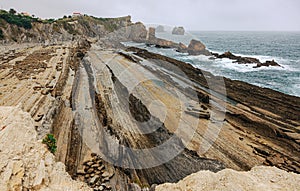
<box><xmin>172</xmin><ymin>27</ymin><xmax>185</xmax><ymax>35</ymax></box>
<box><xmin>187</xmin><ymin>39</ymin><xmax>211</xmax><ymax>56</ymax></box>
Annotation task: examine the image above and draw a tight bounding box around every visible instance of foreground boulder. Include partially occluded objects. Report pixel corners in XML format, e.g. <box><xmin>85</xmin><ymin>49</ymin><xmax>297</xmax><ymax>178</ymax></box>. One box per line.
<box><xmin>172</xmin><ymin>27</ymin><xmax>185</xmax><ymax>35</ymax></box>
<box><xmin>0</xmin><ymin>106</ymin><xmax>92</xmax><ymax>191</ymax></box>
<box><xmin>155</xmin><ymin>166</ymin><xmax>300</xmax><ymax>191</ymax></box>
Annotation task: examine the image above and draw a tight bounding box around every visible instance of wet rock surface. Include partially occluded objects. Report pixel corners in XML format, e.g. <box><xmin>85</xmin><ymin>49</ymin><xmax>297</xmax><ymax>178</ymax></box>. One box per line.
<box><xmin>212</xmin><ymin>51</ymin><xmax>281</xmax><ymax>68</ymax></box>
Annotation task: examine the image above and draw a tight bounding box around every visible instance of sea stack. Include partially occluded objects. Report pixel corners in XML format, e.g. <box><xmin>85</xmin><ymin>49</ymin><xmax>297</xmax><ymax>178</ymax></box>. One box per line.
<box><xmin>172</xmin><ymin>26</ymin><xmax>185</xmax><ymax>35</ymax></box>
<box><xmin>156</xmin><ymin>25</ymin><xmax>165</xmax><ymax>32</ymax></box>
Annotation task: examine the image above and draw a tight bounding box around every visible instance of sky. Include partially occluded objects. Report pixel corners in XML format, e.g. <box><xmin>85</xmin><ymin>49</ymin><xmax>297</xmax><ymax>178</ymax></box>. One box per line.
<box><xmin>0</xmin><ymin>0</ymin><xmax>300</xmax><ymax>31</ymax></box>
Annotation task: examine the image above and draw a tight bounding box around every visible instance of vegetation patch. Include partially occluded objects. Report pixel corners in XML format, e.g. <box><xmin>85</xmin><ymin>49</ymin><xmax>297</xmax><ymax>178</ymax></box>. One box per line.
<box><xmin>42</xmin><ymin>134</ymin><xmax>57</xmax><ymax>154</ymax></box>
<box><xmin>0</xmin><ymin>9</ymin><xmax>37</xmax><ymax>29</ymax></box>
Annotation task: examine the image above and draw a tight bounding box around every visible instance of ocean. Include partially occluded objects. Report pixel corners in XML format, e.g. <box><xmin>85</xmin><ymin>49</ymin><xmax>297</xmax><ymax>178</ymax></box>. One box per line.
<box><xmin>124</xmin><ymin>31</ymin><xmax>300</xmax><ymax>97</ymax></box>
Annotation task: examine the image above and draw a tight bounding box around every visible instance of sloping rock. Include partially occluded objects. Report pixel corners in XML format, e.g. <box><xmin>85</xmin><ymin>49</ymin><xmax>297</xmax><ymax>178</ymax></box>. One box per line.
<box><xmin>0</xmin><ymin>106</ymin><xmax>92</xmax><ymax>191</ymax></box>
<box><xmin>155</xmin><ymin>166</ymin><xmax>300</xmax><ymax>191</ymax></box>
<box><xmin>172</xmin><ymin>27</ymin><xmax>185</xmax><ymax>35</ymax></box>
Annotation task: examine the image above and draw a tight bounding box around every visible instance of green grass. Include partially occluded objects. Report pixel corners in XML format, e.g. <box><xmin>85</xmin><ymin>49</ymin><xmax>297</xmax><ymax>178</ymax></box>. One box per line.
<box><xmin>42</xmin><ymin>134</ymin><xmax>57</xmax><ymax>154</ymax></box>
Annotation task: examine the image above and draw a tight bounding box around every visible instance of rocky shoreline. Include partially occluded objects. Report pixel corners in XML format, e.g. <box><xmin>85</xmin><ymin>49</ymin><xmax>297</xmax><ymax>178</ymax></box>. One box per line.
<box><xmin>145</xmin><ymin>27</ymin><xmax>281</xmax><ymax>68</ymax></box>
<box><xmin>1</xmin><ymin>12</ymin><xmax>300</xmax><ymax>190</ymax></box>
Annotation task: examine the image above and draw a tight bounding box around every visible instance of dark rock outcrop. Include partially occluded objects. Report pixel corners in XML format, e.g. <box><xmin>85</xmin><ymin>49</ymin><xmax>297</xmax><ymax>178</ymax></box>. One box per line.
<box><xmin>213</xmin><ymin>51</ymin><xmax>281</xmax><ymax>68</ymax></box>
<box><xmin>172</xmin><ymin>27</ymin><xmax>185</xmax><ymax>35</ymax></box>
<box><xmin>214</xmin><ymin>51</ymin><xmax>260</xmax><ymax>64</ymax></box>
<box><xmin>254</xmin><ymin>60</ymin><xmax>281</xmax><ymax>68</ymax></box>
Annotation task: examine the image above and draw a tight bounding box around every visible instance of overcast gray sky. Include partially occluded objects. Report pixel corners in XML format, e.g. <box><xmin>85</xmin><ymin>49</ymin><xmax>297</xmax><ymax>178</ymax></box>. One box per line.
<box><xmin>1</xmin><ymin>0</ymin><xmax>300</xmax><ymax>31</ymax></box>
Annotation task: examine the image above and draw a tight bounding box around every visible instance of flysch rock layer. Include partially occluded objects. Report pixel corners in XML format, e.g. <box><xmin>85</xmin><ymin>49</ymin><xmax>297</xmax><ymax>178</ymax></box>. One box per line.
<box><xmin>0</xmin><ymin>106</ymin><xmax>92</xmax><ymax>191</ymax></box>
<box><xmin>155</xmin><ymin>166</ymin><xmax>300</xmax><ymax>191</ymax></box>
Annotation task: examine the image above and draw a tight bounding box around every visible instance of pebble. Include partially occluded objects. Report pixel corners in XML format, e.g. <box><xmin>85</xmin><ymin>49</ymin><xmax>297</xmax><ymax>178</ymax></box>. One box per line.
<box><xmin>92</xmin><ymin>164</ymin><xmax>100</xmax><ymax>168</ymax></box>
<box><xmin>98</xmin><ymin>165</ymin><xmax>104</xmax><ymax>171</ymax></box>
<box><xmin>87</xmin><ymin>168</ymin><xmax>94</xmax><ymax>174</ymax></box>
<box><xmin>89</xmin><ymin>175</ymin><xmax>100</xmax><ymax>185</ymax></box>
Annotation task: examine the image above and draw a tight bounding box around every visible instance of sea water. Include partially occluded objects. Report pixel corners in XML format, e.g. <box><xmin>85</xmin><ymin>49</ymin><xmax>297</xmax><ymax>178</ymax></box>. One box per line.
<box><xmin>124</xmin><ymin>31</ymin><xmax>300</xmax><ymax>97</ymax></box>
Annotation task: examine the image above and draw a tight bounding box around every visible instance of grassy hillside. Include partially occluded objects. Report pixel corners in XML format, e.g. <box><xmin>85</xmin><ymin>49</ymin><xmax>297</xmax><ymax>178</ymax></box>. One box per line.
<box><xmin>0</xmin><ymin>8</ymin><xmax>133</xmax><ymax>42</ymax></box>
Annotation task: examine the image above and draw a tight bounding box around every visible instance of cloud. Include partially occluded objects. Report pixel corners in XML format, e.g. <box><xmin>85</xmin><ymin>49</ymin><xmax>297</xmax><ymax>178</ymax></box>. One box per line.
<box><xmin>0</xmin><ymin>0</ymin><xmax>299</xmax><ymax>30</ymax></box>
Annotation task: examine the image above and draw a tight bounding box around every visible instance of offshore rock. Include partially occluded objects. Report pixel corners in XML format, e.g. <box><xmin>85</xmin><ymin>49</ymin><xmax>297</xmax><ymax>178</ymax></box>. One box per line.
<box><xmin>172</xmin><ymin>27</ymin><xmax>185</xmax><ymax>35</ymax></box>
<box><xmin>213</xmin><ymin>51</ymin><xmax>281</xmax><ymax>68</ymax></box>
<box><xmin>187</xmin><ymin>39</ymin><xmax>211</xmax><ymax>56</ymax></box>
<box><xmin>156</xmin><ymin>25</ymin><xmax>165</xmax><ymax>32</ymax></box>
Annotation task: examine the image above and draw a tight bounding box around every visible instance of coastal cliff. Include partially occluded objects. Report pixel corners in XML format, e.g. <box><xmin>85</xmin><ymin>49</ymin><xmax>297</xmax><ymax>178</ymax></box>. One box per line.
<box><xmin>0</xmin><ymin>9</ymin><xmax>300</xmax><ymax>191</ymax></box>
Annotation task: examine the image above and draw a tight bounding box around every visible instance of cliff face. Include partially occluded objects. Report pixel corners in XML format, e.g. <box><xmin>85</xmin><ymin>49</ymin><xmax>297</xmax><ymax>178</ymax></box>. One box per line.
<box><xmin>0</xmin><ymin>14</ymin><xmax>144</xmax><ymax>44</ymax></box>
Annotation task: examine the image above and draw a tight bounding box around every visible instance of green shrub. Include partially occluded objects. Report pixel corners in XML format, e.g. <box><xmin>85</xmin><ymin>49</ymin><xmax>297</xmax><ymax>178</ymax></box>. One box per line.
<box><xmin>42</xmin><ymin>134</ymin><xmax>57</xmax><ymax>154</ymax></box>
<box><xmin>45</xmin><ymin>18</ymin><xmax>55</xmax><ymax>23</ymax></box>
<box><xmin>0</xmin><ymin>11</ymin><xmax>33</xmax><ymax>29</ymax></box>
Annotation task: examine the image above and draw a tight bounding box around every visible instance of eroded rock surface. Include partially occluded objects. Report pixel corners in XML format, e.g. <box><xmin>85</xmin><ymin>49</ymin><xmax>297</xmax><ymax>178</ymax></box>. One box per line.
<box><xmin>155</xmin><ymin>166</ymin><xmax>300</xmax><ymax>191</ymax></box>
<box><xmin>0</xmin><ymin>106</ymin><xmax>92</xmax><ymax>191</ymax></box>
